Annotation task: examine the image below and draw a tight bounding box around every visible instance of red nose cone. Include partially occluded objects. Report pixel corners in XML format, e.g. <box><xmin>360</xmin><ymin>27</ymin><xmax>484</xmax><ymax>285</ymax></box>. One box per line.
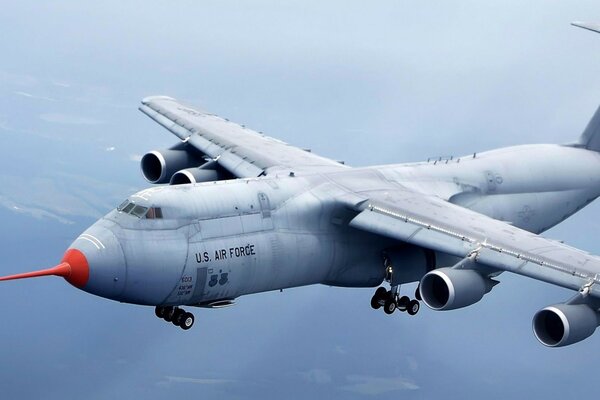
<box><xmin>61</xmin><ymin>249</ymin><xmax>90</xmax><ymax>288</ymax></box>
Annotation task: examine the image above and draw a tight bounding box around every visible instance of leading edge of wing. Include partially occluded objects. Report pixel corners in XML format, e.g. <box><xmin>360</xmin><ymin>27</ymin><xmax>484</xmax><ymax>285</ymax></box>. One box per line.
<box><xmin>139</xmin><ymin>96</ymin><xmax>349</xmax><ymax>177</ymax></box>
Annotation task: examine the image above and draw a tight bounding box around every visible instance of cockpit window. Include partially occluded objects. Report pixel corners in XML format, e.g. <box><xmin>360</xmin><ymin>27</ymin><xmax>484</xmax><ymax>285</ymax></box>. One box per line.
<box><xmin>131</xmin><ymin>205</ymin><xmax>149</xmax><ymax>218</ymax></box>
<box><xmin>117</xmin><ymin>200</ymin><xmax>130</xmax><ymax>211</ymax></box>
<box><xmin>117</xmin><ymin>200</ymin><xmax>163</xmax><ymax>219</ymax></box>
<box><xmin>146</xmin><ymin>207</ymin><xmax>163</xmax><ymax>219</ymax></box>
<box><xmin>122</xmin><ymin>203</ymin><xmax>135</xmax><ymax>214</ymax></box>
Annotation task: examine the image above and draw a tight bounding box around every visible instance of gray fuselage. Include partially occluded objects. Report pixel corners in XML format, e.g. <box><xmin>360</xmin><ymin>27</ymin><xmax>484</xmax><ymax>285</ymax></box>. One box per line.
<box><xmin>71</xmin><ymin>143</ymin><xmax>600</xmax><ymax>306</ymax></box>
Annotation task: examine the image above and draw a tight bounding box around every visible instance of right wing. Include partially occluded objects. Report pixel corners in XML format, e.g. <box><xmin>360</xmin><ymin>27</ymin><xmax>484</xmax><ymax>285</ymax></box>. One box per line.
<box><xmin>140</xmin><ymin>96</ymin><xmax>348</xmax><ymax>178</ymax></box>
<box><xmin>340</xmin><ymin>185</ymin><xmax>600</xmax><ymax>297</ymax></box>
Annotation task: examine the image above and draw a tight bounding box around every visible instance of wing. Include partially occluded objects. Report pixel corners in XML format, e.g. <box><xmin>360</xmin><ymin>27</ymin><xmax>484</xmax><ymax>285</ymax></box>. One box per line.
<box><xmin>341</xmin><ymin>186</ymin><xmax>600</xmax><ymax>297</ymax></box>
<box><xmin>572</xmin><ymin>21</ymin><xmax>600</xmax><ymax>34</ymax></box>
<box><xmin>139</xmin><ymin>96</ymin><xmax>348</xmax><ymax>178</ymax></box>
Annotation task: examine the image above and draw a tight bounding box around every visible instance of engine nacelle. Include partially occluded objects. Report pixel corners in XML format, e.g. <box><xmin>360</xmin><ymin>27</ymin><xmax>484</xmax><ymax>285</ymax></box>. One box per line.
<box><xmin>170</xmin><ymin>168</ymin><xmax>220</xmax><ymax>185</ymax></box>
<box><xmin>419</xmin><ymin>268</ymin><xmax>494</xmax><ymax>311</ymax></box>
<box><xmin>532</xmin><ymin>303</ymin><xmax>600</xmax><ymax>347</ymax></box>
<box><xmin>140</xmin><ymin>147</ymin><xmax>204</xmax><ymax>184</ymax></box>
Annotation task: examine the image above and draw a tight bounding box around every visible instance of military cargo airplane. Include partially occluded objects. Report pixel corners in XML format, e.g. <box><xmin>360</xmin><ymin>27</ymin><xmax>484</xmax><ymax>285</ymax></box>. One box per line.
<box><xmin>2</xmin><ymin>28</ymin><xmax>600</xmax><ymax>347</ymax></box>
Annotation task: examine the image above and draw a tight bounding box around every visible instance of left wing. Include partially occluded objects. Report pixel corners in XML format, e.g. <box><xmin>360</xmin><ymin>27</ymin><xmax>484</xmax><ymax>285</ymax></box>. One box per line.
<box><xmin>341</xmin><ymin>187</ymin><xmax>600</xmax><ymax>297</ymax></box>
<box><xmin>140</xmin><ymin>96</ymin><xmax>348</xmax><ymax>178</ymax></box>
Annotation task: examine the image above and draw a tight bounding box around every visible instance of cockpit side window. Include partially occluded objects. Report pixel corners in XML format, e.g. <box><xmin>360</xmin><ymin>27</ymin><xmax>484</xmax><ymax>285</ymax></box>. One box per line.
<box><xmin>146</xmin><ymin>207</ymin><xmax>163</xmax><ymax>219</ymax></box>
<box><xmin>131</xmin><ymin>205</ymin><xmax>149</xmax><ymax>218</ymax></box>
<box><xmin>117</xmin><ymin>200</ymin><xmax>130</xmax><ymax>212</ymax></box>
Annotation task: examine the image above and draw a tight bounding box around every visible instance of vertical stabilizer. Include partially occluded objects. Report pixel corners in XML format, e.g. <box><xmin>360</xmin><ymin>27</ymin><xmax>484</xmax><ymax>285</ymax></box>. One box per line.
<box><xmin>578</xmin><ymin>105</ymin><xmax>600</xmax><ymax>152</ymax></box>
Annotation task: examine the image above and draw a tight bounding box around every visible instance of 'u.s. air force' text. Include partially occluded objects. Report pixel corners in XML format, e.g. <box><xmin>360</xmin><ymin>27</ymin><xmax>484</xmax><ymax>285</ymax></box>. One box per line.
<box><xmin>195</xmin><ymin>244</ymin><xmax>256</xmax><ymax>263</ymax></box>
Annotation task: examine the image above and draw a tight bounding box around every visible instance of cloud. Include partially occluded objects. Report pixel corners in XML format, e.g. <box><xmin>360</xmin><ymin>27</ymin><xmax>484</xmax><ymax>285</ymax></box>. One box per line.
<box><xmin>14</xmin><ymin>91</ymin><xmax>57</xmax><ymax>102</ymax></box>
<box><xmin>105</xmin><ymin>146</ymin><xmax>116</xmax><ymax>152</ymax></box>
<box><xmin>52</xmin><ymin>80</ymin><xmax>71</xmax><ymax>88</ymax></box>
<box><xmin>39</xmin><ymin>113</ymin><xmax>103</xmax><ymax>125</ymax></box>
<box><xmin>341</xmin><ymin>375</ymin><xmax>419</xmax><ymax>395</ymax></box>
<box><xmin>0</xmin><ymin>195</ymin><xmax>74</xmax><ymax>224</ymax></box>
<box><xmin>0</xmin><ymin>70</ymin><xmax>38</xmax><ymax>87</ymax></box>
<box><xmin>406</xmin><ymin>356</ymin><xmax>418</xmax><ymax>372</ymax></box>
<box><xmin>159</xmin><ymin>376</ymin><xmax>234</xmax><ymax>386</ymax></box>
<box><xmin>129</xmin><ymin>154</ymin><xmax>143</xmax><ymax>162</ymax></box>
<box><xmin>334</xmin><ymin>345</ymin><xmax>348</xmax><ymax>355</ymax></box>
<box><xmin>300</xmin><ymin>369</ymin><xmax>332</xmax><ymax>385</ymax></box>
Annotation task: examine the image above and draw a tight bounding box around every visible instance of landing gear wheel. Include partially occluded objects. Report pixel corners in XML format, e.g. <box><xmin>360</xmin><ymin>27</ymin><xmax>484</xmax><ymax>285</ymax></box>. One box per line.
<box><xmin>375</xmin><ymin>287</ymin><xmax>387</xmax><ymax>298</ymax></box>
<box><xmin>155</xmin><ymin>306</ymin><xmax>165</xmax><ymax>318</ymax></box>
<box><xmin>163</xmin><ymin>306</ymin><xmax>175</xmax><ymax>322</ymax></box>
<box><xmin>371</xmin><ymin>295</ymin><xmax>381</xmax><ymax>310</ymax></box>
<box><xmin>415</xmin><ymin>286</ymin><xmax>422</xmax><ymax>301</ymax></box>
<box><xmin>172</xmin><ymin>308</ymin><xmax>185</xmax><ymax>326</ymax></box>
<box><xmin>397</xmin><ymin>296</ymin><xmax>410</xmax><ymax>311</ymax></box>
<box><xmin>370</xmin><ymin>287</ymin><xmax>387</xmax><ymax>309</ymax></box>
<box><xmin>384</xmin><ymin>298</ymin><xmax>396</xmax><ymax>314</ymax></box>
<box><xmin>180</xmin><ymin>312</ymin><xmax>195</xmax><ymax>330</ymax></box>
<box><xmin>407</xmin><ymin>299</ymin><xmax>420</xmax><ymax>316</ymax></box>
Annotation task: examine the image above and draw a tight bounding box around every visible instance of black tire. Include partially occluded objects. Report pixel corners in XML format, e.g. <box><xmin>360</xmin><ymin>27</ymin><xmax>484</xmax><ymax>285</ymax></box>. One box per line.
<box><xmin>397</xmin><ymin>296</ymin><xmax>410</xmax><ymax>311</ymax></box>
<box><xmin>407</xmin><ymin>300</ymin><xmax>420</xmax><ymax>316</ymax></box>
<box><xmin>155</xmin><ymin>306</ymin><xmax>165</xmax><ymax>318</ymax></box>
<box><xmin>172</xmin><ymin>308</ymin><xmax>185</xmax><ymax>326</ymax></box>
<box><xmin>415</xmin><ymin>286</ymin><xmax>422</xmax><ymax>301</ymax></box>
<box><xmin>375</xmin><ymin>287</ymin><xmax>387</xmax><ymax>299</ymax></box>
<box><xmin>371</xmin><ymin>294</ymin><xmax>382</xmax><ymax>309</ymax></box>
<box><xmin>163</xmin><ymin>306</ymin><xmax>175</xmax><ymax>322</ymax></box>
<box><xmin>384</xmin><ymin>298</ymin><xmax>396</xmax><ymax>315</ymax></box>
<box><xmin>180</xmin><ymin>312</ymin><xmax>195</xmax><ymax>330</ymax></box>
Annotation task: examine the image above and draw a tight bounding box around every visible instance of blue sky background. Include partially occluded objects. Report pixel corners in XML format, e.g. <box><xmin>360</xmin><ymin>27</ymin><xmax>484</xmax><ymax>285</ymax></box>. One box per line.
<box><xmin>0</xmin><ymin>1</ymin><xmax>599</xmax><ymax>399</ymax></box>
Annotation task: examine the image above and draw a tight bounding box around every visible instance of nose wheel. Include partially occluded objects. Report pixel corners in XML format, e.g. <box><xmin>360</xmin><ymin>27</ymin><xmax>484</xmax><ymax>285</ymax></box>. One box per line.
<box><xmin>155</xmin><ymin>306</ymin><xmax>195</xmax><ymax>330</ymax></box>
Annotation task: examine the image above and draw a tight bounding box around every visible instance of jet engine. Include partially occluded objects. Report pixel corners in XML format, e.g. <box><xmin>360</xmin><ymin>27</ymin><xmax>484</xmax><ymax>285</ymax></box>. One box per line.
<box><xmin>169</xmin><ymin>161</ymin><xmax>225</xmax><ymax>185</ymax></box>
<box><xmin>532</xmin><ymin>303</ymin><xmax>600</xmax><ymax>347</ymax></box>
<box><xmin>419</xmin><ymin>268</ymin><xmax>495</xmax><ymax>311</ymax></box>
<box><xmin>170</xmin><ymin>168</ymin><xmax>220</xmax><ymax>185</ymax></box>
<box><xmin>140</xmin><ymin>144</ymin><xmax>204</xmax><ymax>184</ymax></box>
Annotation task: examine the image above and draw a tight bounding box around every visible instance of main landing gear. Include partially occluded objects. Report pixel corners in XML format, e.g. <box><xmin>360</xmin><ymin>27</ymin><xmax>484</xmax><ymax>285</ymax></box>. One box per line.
<box><xmin>370</xmin><ymin>254</ymin><xmax>421</xmax><ymax>316</ymax></box>
<box><xmin>370</xmin><ymin>286</ymin><xmax>420</xmax><ymax>315</ymax></box>
<box><xmin>155</xmin><ymin>306</ymin><xmax>195</xmax><ymax>330</ymax></box>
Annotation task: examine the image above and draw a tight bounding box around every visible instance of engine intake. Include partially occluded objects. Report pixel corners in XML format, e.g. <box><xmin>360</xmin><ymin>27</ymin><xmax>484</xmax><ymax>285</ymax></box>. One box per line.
<box><xmin>532</xmin><ymin>303</ymin><xmax>600</xmax><ymax>347</ymax></box>
<box><xmin>419</xmin><ymin>268</ymin><xmax>494</xmax><ymax>311</ymax></box>
<box><xmin>140</xmin><ymin>146</ymin><xmax>204</xmax><ymax>184</ymax></box>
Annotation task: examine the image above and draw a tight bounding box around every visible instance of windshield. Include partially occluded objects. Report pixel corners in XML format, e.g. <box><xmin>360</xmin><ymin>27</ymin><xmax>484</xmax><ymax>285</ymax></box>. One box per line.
<box><xmin>117</xmin><ymin>200</ymin><xmax>163</xmax><ymax>219</ymax></box>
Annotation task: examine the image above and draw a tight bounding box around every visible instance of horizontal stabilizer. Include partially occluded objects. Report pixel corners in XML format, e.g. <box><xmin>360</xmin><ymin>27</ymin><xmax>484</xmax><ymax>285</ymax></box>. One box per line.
<box><xmin>572</xmin><ymin>21</ymin><xmax>600</xmax><ymax>34</ymax></box>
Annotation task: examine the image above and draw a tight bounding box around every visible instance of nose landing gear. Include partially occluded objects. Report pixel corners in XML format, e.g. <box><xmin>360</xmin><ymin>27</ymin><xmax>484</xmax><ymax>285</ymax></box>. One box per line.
<box><xmin>155</xmin><ymin>306</ymin><xmax>195</xmax><ymax>330</ymax></box>
<box><xmin>370</xmin><ymin>254</ymin><xmax>421</xmax><ymax>316</ymax></box>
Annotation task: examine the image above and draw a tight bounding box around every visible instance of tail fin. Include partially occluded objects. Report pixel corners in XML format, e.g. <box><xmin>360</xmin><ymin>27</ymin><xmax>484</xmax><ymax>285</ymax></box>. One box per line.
<box><xmin>578</xmin><ymin>105</ymin><xmax>600</xmax><ymax>152</ymax></box>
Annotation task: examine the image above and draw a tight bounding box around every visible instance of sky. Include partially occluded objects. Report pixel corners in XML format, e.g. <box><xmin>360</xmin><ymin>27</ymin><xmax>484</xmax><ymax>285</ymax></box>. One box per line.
<box><xmin>0</xmin><ymin>1</ymin><xmax>599</xmax><ymax>399</ymax></box>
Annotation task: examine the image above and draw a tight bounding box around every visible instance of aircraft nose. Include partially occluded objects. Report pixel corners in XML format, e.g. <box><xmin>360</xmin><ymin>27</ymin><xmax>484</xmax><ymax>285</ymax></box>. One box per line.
<box><xmin>68</xmin><ymin>224</ymin><xmax>127</xmax><ymax>300</ymax></box>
